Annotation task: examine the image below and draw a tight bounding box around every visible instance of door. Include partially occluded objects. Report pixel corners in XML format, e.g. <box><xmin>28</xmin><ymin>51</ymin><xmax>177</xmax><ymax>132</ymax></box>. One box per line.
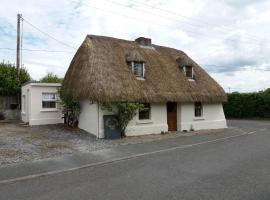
<box><xmin>167</xmin><ymin>102</ymin><xmax>177</xmax><ymax>131</ymax></box>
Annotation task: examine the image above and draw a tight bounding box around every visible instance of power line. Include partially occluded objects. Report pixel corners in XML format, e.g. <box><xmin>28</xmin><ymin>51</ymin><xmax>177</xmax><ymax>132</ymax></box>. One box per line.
<box><xmin>22</xmin><ymin>17</ymin><xmax>77</xmax><ymax>49</ymax></box>
<box><xmin>0</xmin><ymin>47</ymin><xmax>75</xmax><ymax>53</ymax></box>
<box><xmin>81</xmin><ymin>2</ymin><xmax>265</xmax><ymax>46</ymax></box>
<box><xmin>127</xmin><ymin>0</ymin><xmax>268</xmax><ymax>42</ymax></box>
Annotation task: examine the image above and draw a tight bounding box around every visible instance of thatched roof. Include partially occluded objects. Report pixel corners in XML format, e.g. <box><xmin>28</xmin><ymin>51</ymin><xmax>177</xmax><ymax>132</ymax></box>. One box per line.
<box><xmin>62</xmin><ymin>35</ymin><xmax>226</xmax><ymax>103</ymax></box>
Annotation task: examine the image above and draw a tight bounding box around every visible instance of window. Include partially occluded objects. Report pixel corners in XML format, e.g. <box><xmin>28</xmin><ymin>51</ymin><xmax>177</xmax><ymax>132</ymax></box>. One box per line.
<box><xmin>127</xmin><ymin>61</ymin><xmax>145</xmax><ymax>78</ymax></box>
<box><xmin>194</xmin><ymin>102</ymin><xmax>203</xmax><ymax>117</ymax></box>
<box><xmin>42</xmin><ymin>93</ymin><xmax>56</xmax><ymax>108</ymax></box>
<box><xmin>134</xmin><ymin>62</ymin><xmax>143</xmax><ymax>77</ymax></box>
<box><xmin>183</xmin><ymin>66</ymin><xmax>194</xmax><ymax>79</ymax></box>
<box><xmin>139</xmin><ymin>103</ymin><xmax>151</xmax><ymax>120</ymax></box>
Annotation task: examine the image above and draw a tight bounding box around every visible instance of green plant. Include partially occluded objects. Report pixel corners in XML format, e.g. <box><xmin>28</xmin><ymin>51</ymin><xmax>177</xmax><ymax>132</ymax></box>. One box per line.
<box><xmin>0</xmin><ymin>62</ymin><xmax>31</xmax><ymax>95</ymax></box>
<box><xmin>223</xmin><ymin>88</ymin><xmax>270</xmax><ymax>118</ymax></box>
<box><xmin>59</xmin><ymin>90</ymin><xmax>80</xmax><ymax>127</ymax></box>
<box><xmin>40</xmin><ymin>72</ymin><xmax>63</xmax><ymax>83</ymax></box>
<box><xmin>101</xmin><ymin>102</ymin><xmax>143</xmax><ymax>137</ymax></box>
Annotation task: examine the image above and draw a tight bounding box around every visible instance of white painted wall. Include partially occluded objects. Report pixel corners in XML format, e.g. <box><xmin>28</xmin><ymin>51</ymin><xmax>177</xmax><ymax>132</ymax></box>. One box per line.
<box><xmin>78</xmin><ymin>101</ymin><xmax>227</xmax><ymax>138</ymax></box>
<box><xmin>79</xmin><ymin>102</ymin><xmax>168</xmax><ymax>138</ymax></box>
<box><xmin>21</xmin><ymin>83</ymin><xmax>63</xmax><ymax>125</ymax></box>
<box><xmin>78</xmin><ymin>101</ymin><xmax>98</xmax><ymax>136</ymax></box>
<box><xmin>98</xmin><ymin>103</ymin><xmax>168</xmax><ymax>138</ymax></box>
<box><xmin>179</xmin><ymin>103</ymin><xmax>227</xmax><ymax>131</ymax></box>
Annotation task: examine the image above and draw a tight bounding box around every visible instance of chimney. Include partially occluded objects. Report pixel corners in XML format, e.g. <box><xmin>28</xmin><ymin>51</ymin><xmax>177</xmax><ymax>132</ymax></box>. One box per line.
<box><xmin>135</xmin><ymin>37</ymin><xmax>152</xmax><ymax>46</ymax></box>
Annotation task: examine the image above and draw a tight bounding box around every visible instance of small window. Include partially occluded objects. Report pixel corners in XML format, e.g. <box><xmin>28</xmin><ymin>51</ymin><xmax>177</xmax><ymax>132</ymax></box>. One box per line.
<box><xmin>183</xmin><ymin>66</ymin><xmax>194</xmax><ymax>79</ymax></box>
<box><xmin>139</xmin><ymin>103</ymin><xmax>151</xmax><ymax>120</ymax></box>
<box><xmin>127</xmin><ymin>61</ymin><xmax>145</xmax><ymax>78</ymax></box>
<box><xmin>42</xmin><ymin>93</ymin><xmax>56</xmax><ymax>108</ymax></box>
<box><xmin>134</xmin><ymin>62</ymin><xmax>143</xmax><ymax>77</ymax></box>
<box><xmin>194</xmin><ymin>102</ymin><xmax>203</xmax><ymax>117</ymax></box>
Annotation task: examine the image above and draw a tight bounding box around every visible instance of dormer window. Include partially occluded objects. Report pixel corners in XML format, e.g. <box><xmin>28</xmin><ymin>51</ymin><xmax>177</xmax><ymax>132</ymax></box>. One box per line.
<box><xmin>127</xmin><ymin>61</ymin><xmax>145</xmax><ymax>79</ymax></box>
<box><xmin>183</xmin><ymin>65</ymin><xmax>194</xmax><ymax>79</ymax></box>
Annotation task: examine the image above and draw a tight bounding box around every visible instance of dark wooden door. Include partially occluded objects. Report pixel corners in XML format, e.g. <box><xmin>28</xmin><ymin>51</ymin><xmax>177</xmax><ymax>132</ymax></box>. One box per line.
<box><xmin>167</xmin><ymin>102</ymin><xmax>177</xmax><ymax>131</ymax></box>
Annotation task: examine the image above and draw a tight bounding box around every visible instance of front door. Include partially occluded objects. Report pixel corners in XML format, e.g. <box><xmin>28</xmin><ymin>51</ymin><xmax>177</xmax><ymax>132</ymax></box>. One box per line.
<box><xmin>167</xmin><ymin>102</ymin><xmax>177</xmax><ymax>131</ymax></box>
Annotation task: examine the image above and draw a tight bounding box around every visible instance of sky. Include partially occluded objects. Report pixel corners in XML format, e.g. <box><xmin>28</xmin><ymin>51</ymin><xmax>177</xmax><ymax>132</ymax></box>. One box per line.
<box><xmin>1</xmin><ymin>0</ymin><xmax>270</xmax><ymax>93</ymax></box>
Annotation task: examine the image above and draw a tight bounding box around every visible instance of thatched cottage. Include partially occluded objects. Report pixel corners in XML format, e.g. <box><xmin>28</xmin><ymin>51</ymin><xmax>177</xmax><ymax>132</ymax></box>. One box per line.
<box><xmin>62</xmin><ymin>35</ymin><xmax>227</xmax><ymax>138</ymax></box>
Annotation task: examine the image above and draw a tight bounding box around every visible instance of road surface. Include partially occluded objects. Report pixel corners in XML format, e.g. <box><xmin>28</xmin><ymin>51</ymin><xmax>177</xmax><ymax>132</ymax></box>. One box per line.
<box><xmin>1</xmin><ymin>120</ymin><xmax>270</xmax><ymax>200</ymax></box>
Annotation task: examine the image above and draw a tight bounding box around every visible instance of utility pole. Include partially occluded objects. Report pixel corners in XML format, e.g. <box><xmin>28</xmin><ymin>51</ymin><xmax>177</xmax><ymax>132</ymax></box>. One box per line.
<box><xmin>16</xmin><ymin>14</ymin><xmax>22</xmax><ymax>109</ymax></box>
<box><xmin>16</xmin><ymin>13</ymin><xmax>21</xmax><ymax>80</ymax></box>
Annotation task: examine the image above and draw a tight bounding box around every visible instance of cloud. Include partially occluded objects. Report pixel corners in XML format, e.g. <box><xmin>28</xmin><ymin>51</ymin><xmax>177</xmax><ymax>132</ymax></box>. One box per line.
<box><xmin>0</xmin><ymin>0</ymin><xmax>269</xmax><ymax>92</ymax></box>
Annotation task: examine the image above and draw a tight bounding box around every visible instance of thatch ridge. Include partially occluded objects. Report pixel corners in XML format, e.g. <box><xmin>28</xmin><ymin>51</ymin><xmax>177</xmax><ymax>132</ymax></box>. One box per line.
<box><xmin>62</xmin><ymin>35</ymin><xmax>227</xmax><ymax>103</ymax></box>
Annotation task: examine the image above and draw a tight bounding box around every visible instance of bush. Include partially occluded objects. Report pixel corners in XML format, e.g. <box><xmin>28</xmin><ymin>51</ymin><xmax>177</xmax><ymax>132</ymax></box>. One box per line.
<box><xmin>40</xmin><ymin>73</ymin><xmax>63</xmax><ymax>83</ymax></box>
<box><xmin>223</xmin><ymin>89</ymin><xmax>270</xmax><ymax>118</ymax></box>
<box><xmin>0</xmin><ymin>62</ymin><xmax>31</xmax><ymax>95</ymax></box>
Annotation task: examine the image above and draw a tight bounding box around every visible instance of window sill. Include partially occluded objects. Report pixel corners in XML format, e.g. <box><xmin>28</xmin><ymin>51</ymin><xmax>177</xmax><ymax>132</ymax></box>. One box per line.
<box><xmin>193</xmin><ymin>117</ymin><xmax>204</xmax><ymax>121</ymax></box>
<box><xmin>188</xmin><ymin>78</ymin><xmax>195</xmax><ymax>82</ymax></box>
<box><xmin>40</xmin><ymin>108</ymin><xmax>59</xmax><ymax>112</ymax></box>
<box><xmin>136</xmin><ymin>77</ymin><xmax>145</xmax><ymax>81</ymax></box>
<box><xmin>136</xmin><ymin>120</ymin><xmax>153</xmax><ymax>125</ymax></box>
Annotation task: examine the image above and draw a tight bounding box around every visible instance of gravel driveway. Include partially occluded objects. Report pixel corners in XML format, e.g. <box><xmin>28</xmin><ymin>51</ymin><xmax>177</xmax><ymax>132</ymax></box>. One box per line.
<box><xmin>0</xmin><ymin>122</ymin><xmax>113</xmax><ymax>166</ymax></box>
<box><xmin>0</xmin><ymin>121</ymin><xmax>228</xmax><ymax>166</ymax></box>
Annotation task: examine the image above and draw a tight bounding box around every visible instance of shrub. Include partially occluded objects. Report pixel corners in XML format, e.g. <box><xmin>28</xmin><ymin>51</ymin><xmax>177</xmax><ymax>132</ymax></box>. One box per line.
<box><xmin>223</xmin><ymin>89</ymin><xmax>270</xmax><ymax>118</ymax></box>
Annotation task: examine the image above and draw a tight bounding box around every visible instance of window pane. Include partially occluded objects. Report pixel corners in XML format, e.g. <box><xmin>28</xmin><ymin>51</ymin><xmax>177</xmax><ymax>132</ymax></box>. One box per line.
<box><xmin>185</xmin><ymin>66</ymin><xmax>193</xmax><ymax>78</ymax></box>
<box><xmin>139</xmin><ymin>103</ymin><xmax>150</xmax><ymax>120</ymax></box>
<box><xmin>42</xmin><ymin>93</ymin><xmax>56</xmax><ymax>101</ymax></box>
<box><xmin>194</xmin><ymin>102</ymin><xmax>202</xmax><ymax>117</ymax></box>
<box><xmin>134</xmin><ymin>62</ymin><xmax>143</xmax><ymax>77</ymax></box>
<box><xmin>42</xmin><ymin>101</ymin><xmax>56</xmax><ymax>108</ymax></box>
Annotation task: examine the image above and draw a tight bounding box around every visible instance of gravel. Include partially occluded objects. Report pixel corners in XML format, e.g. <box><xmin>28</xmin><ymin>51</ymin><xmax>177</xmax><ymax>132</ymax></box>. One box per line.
<box><xmin>0</xmin><ymin>121</ymin><xmax>224</xmax><ymax>166</ymax></box>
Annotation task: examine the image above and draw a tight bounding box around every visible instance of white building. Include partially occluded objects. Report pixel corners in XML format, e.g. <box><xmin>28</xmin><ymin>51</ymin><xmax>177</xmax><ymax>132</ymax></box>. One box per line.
<box><xmin>21</xmin><ymin>82</ymin><xmax>63</xmax><ymax>125</ymax></box>
<box><xmin>62</xmin><ymin>35</ymin><xmax>227</xmax><ymax>138</ymax></box>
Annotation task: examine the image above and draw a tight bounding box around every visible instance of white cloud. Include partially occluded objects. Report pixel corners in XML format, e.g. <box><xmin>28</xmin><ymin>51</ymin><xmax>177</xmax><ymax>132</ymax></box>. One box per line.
<box><xmin>0</xmin><ymin>0</ymin><xmax>269</xmax><ymax>92</ymax></box>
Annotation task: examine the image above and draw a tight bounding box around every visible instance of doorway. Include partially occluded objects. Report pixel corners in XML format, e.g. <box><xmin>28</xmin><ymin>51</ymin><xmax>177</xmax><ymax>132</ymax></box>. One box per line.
<box><xmin>167</xmin><ymin>102</ymin><xmax>177</xmax><ymax>131</ymax></box>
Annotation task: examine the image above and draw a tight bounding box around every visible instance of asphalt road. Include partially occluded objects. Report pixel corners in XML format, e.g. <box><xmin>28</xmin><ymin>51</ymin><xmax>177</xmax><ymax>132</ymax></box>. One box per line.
<box><xmin>1</xmin><ymin>120</ymin><xmax>270</xmax><ymax>200</ymax></box>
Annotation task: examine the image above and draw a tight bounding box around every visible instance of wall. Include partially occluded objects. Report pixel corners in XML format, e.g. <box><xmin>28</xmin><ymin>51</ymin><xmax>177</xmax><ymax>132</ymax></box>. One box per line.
<box><xmin>0</xmin><ymin>95</ymin><xmax>20</xmax><ymax>120</ymax></box>
<box><xmin>179</xmin><ymin>103</ymin><xmax>227</xmax><ymax>131</ymax></box>
<box><xmin>78</xmin><ymin>101</ymin><xmax>98</xmax><ymax>136</ymax></box>
<box><xmin>21</xmin><ymin>84</ymin><xmax>30</xmax><ymax>123</ymax></box>
<box><xmin>21</xmin><ymin>83</ymin><xmax>63</xmax><ymax>125</ymax></box>
<box><xmin>98</xmin><ymin>103</ymin><xmax>168</xmax><ymax>138</ymax></box>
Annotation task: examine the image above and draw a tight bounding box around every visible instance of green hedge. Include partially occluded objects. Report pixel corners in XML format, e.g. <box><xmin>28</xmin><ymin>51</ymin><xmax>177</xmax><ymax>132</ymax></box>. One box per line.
<box><xmin>223</xmin><ymin>89</ymin><xmax>270</xmax><ymax>118</ymax></box>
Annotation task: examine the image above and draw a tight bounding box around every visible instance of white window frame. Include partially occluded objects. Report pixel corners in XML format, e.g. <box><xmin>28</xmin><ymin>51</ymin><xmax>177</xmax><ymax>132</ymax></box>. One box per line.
<box><xmin>128</xmin><ymin>61</ymin><xmax>145</xmax><ymax>79</ymax></box>
<box><xmin>42</xmin><ymin>93</ymin><xmax>57</xmax><ymax>109</ymax></box>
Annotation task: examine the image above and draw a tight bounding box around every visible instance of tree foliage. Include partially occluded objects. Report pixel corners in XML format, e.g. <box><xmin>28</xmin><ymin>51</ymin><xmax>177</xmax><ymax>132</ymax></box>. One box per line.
<box><xmin>40</xmin><ymin>72</ymin><xmax>63</xmax><ymax>83</ymax></box>
<box><xmin>101</xmin><ymin>102</ymin><xmax>143</xmax><ymax>136</ymax></box>
<box><xmin>0</xmin><ymin>62</ymin><xmax>31</xmax><ymax>95</ymax></box>
<box><xmin>223</xmin><ymin>89</ymin><xmax>270</xmax><ymax>118</ymax></box>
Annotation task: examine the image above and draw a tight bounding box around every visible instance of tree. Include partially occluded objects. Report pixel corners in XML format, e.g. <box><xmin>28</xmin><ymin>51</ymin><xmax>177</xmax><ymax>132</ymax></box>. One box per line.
<box><xmin>40</xmin><ymin>72</ymin><xmax>63</xmax><ymax>83</ymax></box>
<box><xmin>0</xmin><ymin>62</ymin><xmax>31</xmax><ymax>95</ymax></box>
